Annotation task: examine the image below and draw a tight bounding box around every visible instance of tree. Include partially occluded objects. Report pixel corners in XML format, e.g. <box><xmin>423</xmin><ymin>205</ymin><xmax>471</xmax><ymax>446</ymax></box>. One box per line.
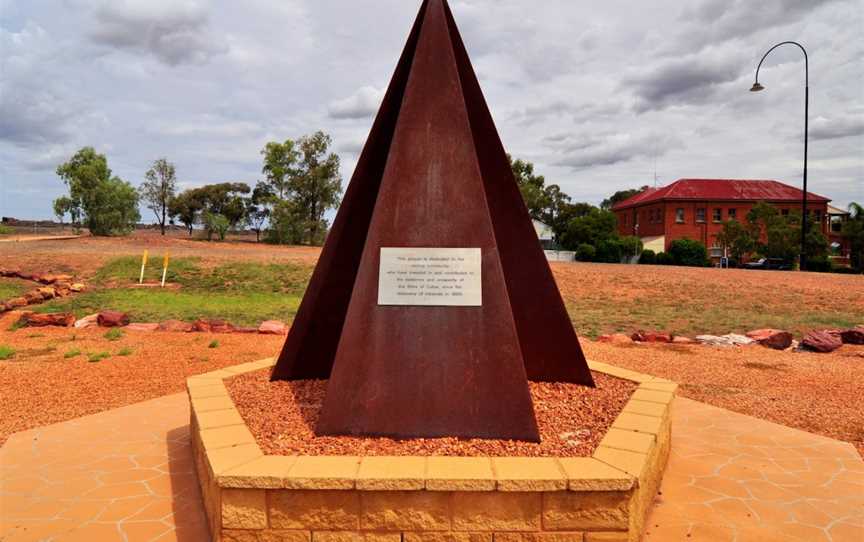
<box><xmin>140</xmin><ymin>158</ymin><xmax>177</xmax><ymax>235</ymax></box>
<box><xmin>507</xmin><ymin>155</ymin><xmax>574</xmax><ymax>237</ymax></box>
<box><xmin>55</xmin><ymin>147</ymin><xmax>140</xmax><ymax>236</ymax></box>
<box><xmin>842</xmin><ymin>202</ymin><xmax>864</xmax><ymax>272</ymax></box>
<box><xmin>267</xmin><ymin>200</ymin><xmax>306</xmax><ymax>245</ymax></box>
<box><xmin>669</xmin><ymin>239</ymin><xmax>710</xmax><ymax>267</ymax></box>
<box><xmin>194</xmin><ymin>182</ymin><xmax>251</xmax><ymax>229</ymax></box>
<box><xmin>245</xmin><ymin>183</ymin><xmax>272</xmax><ymax>242</ymax></box>
<box><xmin>559</xmin><ymin>208</ymin><xmax>617</xmax><ymax>250</ymax></box>
<box><xmin>261</xmin><ymin>140</ymin><xmax>299</xmax><ymax>200</ymax></box>
<box><xmin>289</xmin><ymin>131</ymin><xmax>342</xmax><ymax>245</ymax></box>
<box><xmin>168</xmin><ymin>190</ymin><xmax>205</xmax><ymax>236</ymax></box>
<box><xmin>52</xmin><ymin>196</ymin><xmax>75</xmax><ymax>230</ymax></box>
<box><xmin>716</xmin><ymin>219</ymin><xmax>755</xmax><ymax>262</ymax></box>
<box><xmin>202</xmin><ymin>212</ymin><xmax>230</xmax><ymax>241</ymax></box>
<box><xmin>601</xmin><ymin>186</ymin><xmax>649</xmax><ymax>211</ymax></box>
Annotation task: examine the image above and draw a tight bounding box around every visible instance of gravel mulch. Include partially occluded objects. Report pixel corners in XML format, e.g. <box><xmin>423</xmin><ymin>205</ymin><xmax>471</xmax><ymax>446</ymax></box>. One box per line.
<box><xmin>226</xmin><ymin>369</ymin><xmax>636</xmax><ymax>457</ymax></box>
<box><xmin>0</xmin><ymin>311</ymin><xmax>285</xmax><ymax>446</ymax></box>
<box><xmin>582</xmin><ymin>340</ymin><xmax>864</xmax><ymax>458</ymax></box>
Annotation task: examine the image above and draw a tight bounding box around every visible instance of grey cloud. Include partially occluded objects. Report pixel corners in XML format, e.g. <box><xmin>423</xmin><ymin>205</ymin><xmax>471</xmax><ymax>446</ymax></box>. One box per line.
<box><xmin>554</xmin><ymin>133</ymin><xmax>683</xmax><ymax>170</ymax></box>
<box><xmin>337</xmin><ymin>140</ymin><xmax>364</xmax><ymax>155</ymax></box>
<box><xmin>87</xmin><ymin>0</ymin><xmax>228</xmax><ymax>65</ymax></box>
<box><xmin>512</xmin><ymin>101</ymin><xmax>623</xmax><ymax>126</ymax></box>
<box><xmin>810</xmin><ymin>115</ymin><xmax>864</xmax><ymax>141</ymax></box>
<box><xmin>624</xmin><ymin>54</ymin><xmax>743</xmax><ymax>113</ymax></box>
<box><xmin>676</xmin><ymin>0</ymin><xmax>845</xmax><ymax>51</ymax></box>
<box><xmin>327</xmin><ymin>86</ymin><xmax>383</xmax><ymax>120</ymax></box>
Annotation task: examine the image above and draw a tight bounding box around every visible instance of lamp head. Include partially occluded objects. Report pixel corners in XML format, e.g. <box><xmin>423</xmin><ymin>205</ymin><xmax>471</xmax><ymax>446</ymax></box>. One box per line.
<box><xmin>750</xmin><ymin>82</ymin><xmax>765</xmax><ymax>92</ymax></box>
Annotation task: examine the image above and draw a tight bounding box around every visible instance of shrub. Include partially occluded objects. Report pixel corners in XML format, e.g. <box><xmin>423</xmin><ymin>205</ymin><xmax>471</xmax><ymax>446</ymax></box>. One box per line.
<box><xmin>639</xmin><ymin>249</ymin><xmax>656</xmax><ymax>264</ymax></box>
<box><xmin>118</xmin><ymin>347</ymin><xmax>133</xmax><ymax>356</ymax></box>
<box><xmin>575</xmin><ymin>243</ymin><xmax>596</xmax><ymax>262</ymax></box>
<box><xmin>655</xmin><ymin>252</ymin><xmax>674</xmax><ymax>265</ymax></box>
<box><xmin>806</xmin><ymin>256</ymin><xmax>832</xmax><ymax>273</ymax></box>
<box><xmin>669</xmin><ymin>239</ymin><xmax>710</xmax><ymax>267</ymax></box>
<box><xmin>104</xmin><ymin>328</ymin><xmax>125</xmax><ymax>341</ymax></box>
<box><xmin>595</xmin><ymin>239</ymin><xmax>623</xmax><ymax>263</ymax></box>
<box><xmin>208</xmin><ymin>340</ymin><xmax>219</xmax><ymax>349</ymax></box>
<box><xmin>619</xmin><ymin>236</ymin><xmax>643</xmax><ymax>260</ymax></box>
<box><xmin>0</xmin><ymin>345</ymin><xmax>15</xmax><ymax>360</ymax></box>
<box><xmin>64</xmin><ymin>349</ymin><xmax>81</xmax><ymax>359</ymax></box>
<box><xmin>88</xmin><ymin>351</ymin><xmax>110</xmax><ymax>363</ymax></box>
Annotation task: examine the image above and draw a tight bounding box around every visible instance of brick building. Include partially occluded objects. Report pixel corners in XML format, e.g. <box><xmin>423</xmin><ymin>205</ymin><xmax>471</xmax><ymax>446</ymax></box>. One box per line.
<box><xmin>612</xmin><ymin>179</ymin><xmax>831</xmax><ymax>260</ymax></box>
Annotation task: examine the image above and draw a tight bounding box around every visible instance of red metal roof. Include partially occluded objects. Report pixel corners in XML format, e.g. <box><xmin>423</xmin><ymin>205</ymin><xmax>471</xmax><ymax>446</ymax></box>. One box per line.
<box><xmin>612</xmin><ymin>179</ymin><xmax>831</xmax><ymax>210</ymax></box>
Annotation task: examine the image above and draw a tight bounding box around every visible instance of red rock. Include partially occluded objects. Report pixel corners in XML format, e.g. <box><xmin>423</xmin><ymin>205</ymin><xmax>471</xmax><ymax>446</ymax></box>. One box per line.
<box><xmin>840</xmin><ymin>327</ymin><xmax>864</xmax><ymax>345</ymax></box>
<box><xmin>39</xmin><ymin>274</ymin><xmax>73</xmax><ymax>284</ymax></box>
<box><xmin>192</xmin><ymin>320</ymin><xmax>211</xmax><ymax>332</ymax></box>
<box><xmin>672</xmin><ymin>336</ymin><xmax>696</xmax><ymax>344</ymax></box>
<box><xmin>801</xmin><ymin>330</ymin><xmax>843</xmax><ymax>353</ymax></box>
<box><xmin>209</xmin><ymin>320</ymin><xmax>235</xmax><ymax>334</ymax></box>
<box><xmin>7</xmin><ymin>297</ymin><xmax>28</xmax><ymax>308</ymax></box>
<box><xmin>597</xmin><ymin>333</ymin><xmax>632</xmax><ymax>344</ymax></box>
<box><xmin>23</xmin><ymin>291</ymin><xmax>44</xmax><ymax>304</ymax></box>
<box><xmin>234</xmin><ymin>326</ymin><xmax>259</xmax><ymax>334</ymax></box>
<box><xmin>74</xmin><ymin>314</ymin><xmax>100</xmax><ymax>328</ymax></box>
<box><xmin>258</xmin><ymin>320</ymin><xmax>287</xmax><ymax>335</ymax></box>
<box><xmin>0</xmin><ymin>269</ymin><xmax>19</xmax><ymax>277</ymax></box>
<box><xmin>36</xmin><ymin>287</ymin><xmax>57</xmax><ymax>300</ymax></box>
<box><xmin>97</xmin><ymin>311</ymin><xmax>130</xmax><ymax>327</ymax></box>
<box><xmin>127</xmin><ymin>323</ymin><xmax>159</xmax><ymax>332</ymax></box>
<box><xmin>70</xmin><ymin>283</ymin><xmax>86</xmax><ymax>292</ymax></box>
<box><xmin>159</xmin><ymin>320</ymin><xmax>194</xmax><ymax>332</ymax></box>
<box><xmin>24</xmin><ymin>312</ymin><xmax>75</xmax><ymax>327</ymax></box>
<box><xmin>746</xmin><ymin>329</ymin><xmax>794</xmax><ymax>350</ymax></box>
<box><xmin>631</xmin><ymin>331</ymin><xmax>672</xmax><ymax>343</ymax></box>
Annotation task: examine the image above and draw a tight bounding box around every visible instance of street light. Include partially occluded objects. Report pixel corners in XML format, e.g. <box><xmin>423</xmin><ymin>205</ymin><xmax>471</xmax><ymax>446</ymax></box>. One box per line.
<box><xmin>750</xmin><ymin>41</ymin><xmax>809</xmax><ymax>271</ymax></box>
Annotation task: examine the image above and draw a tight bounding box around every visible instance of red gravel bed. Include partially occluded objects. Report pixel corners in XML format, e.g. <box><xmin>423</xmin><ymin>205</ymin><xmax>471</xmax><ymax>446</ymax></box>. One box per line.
<box><xmin>582</xmin><ymin>340</ymin><xmax>864</xmax><ymax>458</ymax></box>
<box><xmin>226</xmin><ymin>369</ymin><xmax>636</xmax><ymax>457</ymax></box>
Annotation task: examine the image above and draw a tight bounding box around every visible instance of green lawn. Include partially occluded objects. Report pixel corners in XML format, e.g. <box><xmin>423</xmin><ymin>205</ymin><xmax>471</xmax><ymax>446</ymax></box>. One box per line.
<box><xmin>35</xmin><ymin>257</ymin><xmax>311</xmax><ymax>327</ymax></box>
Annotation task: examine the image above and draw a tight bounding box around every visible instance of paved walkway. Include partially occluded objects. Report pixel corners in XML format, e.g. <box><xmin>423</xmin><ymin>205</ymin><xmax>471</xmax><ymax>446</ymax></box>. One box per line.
<box><xmin>1</xmin><ymin>394</ymin><xmax>862</xmax><ymax>541</ymax></box>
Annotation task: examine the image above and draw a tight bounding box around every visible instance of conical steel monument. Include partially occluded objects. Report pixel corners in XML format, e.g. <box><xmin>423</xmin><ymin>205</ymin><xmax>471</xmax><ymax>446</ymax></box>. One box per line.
<box><xmin>271</xmin><ymin>0</ymin><xmax>593</xmax><ymax>442</ymax></box>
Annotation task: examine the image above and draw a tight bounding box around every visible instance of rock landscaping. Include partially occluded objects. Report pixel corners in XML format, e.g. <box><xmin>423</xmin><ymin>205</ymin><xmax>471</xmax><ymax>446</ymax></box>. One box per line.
<box><xmin>0</xmin><ymin>268</ymin><xmax>85</xmax><ymax>313</ymax></box>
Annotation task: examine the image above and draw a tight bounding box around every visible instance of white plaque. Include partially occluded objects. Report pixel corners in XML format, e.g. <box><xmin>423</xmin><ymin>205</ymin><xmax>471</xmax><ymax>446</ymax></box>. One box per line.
<box><xmin>378</xmin><ymin>248</ymin><xmax>482</xmax><ymax>306</ymax></box>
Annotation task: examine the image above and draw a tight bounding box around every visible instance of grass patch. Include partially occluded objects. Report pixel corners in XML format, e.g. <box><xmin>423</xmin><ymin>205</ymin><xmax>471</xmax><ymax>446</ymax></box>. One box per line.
<box><xmin>35</xmin><ymin>258</ymin><xmax>312</xmax><ymax>327</ymax></box>
<box><xmin>0</xmin><ymin>278</ymin><xmax>28</xmax><ymax>300</ymax></box>
<box><xmin>0</xmin><ymin>224</ymin><xmax>13</xmax><ymax>235</ymax></box>
<box><xmin>104</xmin><ymin>328</ymin><xmax>125</xmax><ymax>341</ymax></box>
<box><xmin>0</xmin><ymin>345</ymin><xmax>16</xmax><ymax>360</ymax></box>
<box><xmin>88</xmin><ymin>351</ymin><xmax>110</xmax><ymax>363</ymax></box>
<box><xmin>117</xmin><ymin>347</ymin><xmax>133</xmax><ymax>356</ymax></box>
<box><xmin>94</xmin><ymin>255</ymin><xmax>202</xmax><ymax>286</ymax></box>
<box><xmin>64</xmin><ymin>348</ymin><xmax>81</xmax><ymax>359</ymax></box>
<box><xmin>208</xmin><ymin>340</ymin><xmax>219</xmax><ymax>349</ymax></box>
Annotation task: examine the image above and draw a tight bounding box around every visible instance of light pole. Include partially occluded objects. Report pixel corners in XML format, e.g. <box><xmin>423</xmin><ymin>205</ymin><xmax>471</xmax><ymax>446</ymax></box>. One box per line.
<box><xmin>750</xmin><ymin>41</ymin><xmax>809</xmax><ymax>271</ymax></box>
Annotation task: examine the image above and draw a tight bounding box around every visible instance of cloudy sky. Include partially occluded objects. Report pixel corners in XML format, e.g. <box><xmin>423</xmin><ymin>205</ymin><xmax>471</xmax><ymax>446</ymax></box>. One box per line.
<box><xmin>1</xmin><ymin>0</ymin><xmax>861</xmax><ymax>222</ymax></box>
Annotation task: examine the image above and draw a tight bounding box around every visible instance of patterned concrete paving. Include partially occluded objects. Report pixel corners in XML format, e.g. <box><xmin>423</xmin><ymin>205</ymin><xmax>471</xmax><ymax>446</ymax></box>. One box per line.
<box><xmin>1</xmin><ymin>393</ymin><xmax>862</xmax><ymax>541</ymax></box>
<box><xmin>0</xmin><ymin>394</ymin><xmax>207</xmax><ymax>542</ymax></box>
<box><xmin>644</xmin><ymin>398</ymin><xmax>864</xmax><ymax>541</ymax></box>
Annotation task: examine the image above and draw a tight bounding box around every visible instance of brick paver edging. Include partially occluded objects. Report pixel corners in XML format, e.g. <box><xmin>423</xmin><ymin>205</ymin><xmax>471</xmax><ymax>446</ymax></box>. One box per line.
<box><xmin>188</xmin><ymin>359</ymin><xmax>676</xmax><ymax>542</ymax></box>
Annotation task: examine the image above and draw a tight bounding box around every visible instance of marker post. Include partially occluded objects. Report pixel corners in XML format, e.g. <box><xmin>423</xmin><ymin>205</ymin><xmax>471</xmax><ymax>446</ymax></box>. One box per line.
<box><xmin>161</xmin><ymin>253</ymin><xmax>170</xmax><ymax>288</ymax></box>
<box><xmin>139</xmin><ymin>250</ymin><xmax>149</xmax><ymax>284</ymax></box>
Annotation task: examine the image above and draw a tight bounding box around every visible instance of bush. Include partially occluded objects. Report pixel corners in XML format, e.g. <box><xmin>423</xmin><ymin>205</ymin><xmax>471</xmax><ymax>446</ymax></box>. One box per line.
<box><xmin>639</xmin><ymin>249</ymin><xmax>656</xmax><ymax>264</ymax></box>
<box><xmin>619</xmin><ymin>236</ymin><xmax>643</xmax><ymax>260</ymax></box>
<box><xmin>575</xmin><ymin>243</ymin><xmax>596</xmax><ymax>262</ymax></box>
<box><xmin>595</xmin><ymin>239</ymin><xmax>623</xmax><ymax>263</ymax></box>
<box><xmin>669</xmin><ymin>239</ymin><xmax>710</xmax><ymax>267</ymax></box>
<box><xmin>806</xmin><ymin>256</ymin><xmax>832</xmax><ymax>273</ymax></box>
<box><xmin>655</xmin><ymin>252</ymin><xmax>674</xmax><ymax>265</ymax></box>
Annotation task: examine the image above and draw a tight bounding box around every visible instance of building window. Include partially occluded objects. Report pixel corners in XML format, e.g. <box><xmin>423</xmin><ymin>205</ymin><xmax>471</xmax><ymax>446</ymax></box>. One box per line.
<box><xmin>696</xmin><ymin>208</ymin><xmax>706</xmax><ymax>223</ymax></box>
<box><xmin>713</xmin><ymin>208</ymin><xmax>722</xmax><ymax>222</ymax></box>
<box><xmin>814</xmin><ymin>210</ymin><xmax>822</xmax><ymax>224</ymax></box>
<box><xmin>675</xmin><ymin>208</ymin><xmax>684</xmax><ymax>223</ymax></box>
<box><xmin>728</xmin><ymin>208</ymin><xmax>737</xmax><ymax>220</ymax></box>
<box><xmin>781</xmin><ymin>209</ymin><xmax>790</xmax><ymax>216</ymax></box>
<box><xmin>622</xmin><ymin>214</ymin><xmax>628</xmax><ymax>226</ymax></box>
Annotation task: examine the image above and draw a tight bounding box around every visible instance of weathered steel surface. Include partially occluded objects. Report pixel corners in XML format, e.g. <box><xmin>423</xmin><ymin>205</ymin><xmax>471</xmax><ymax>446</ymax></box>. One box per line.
<box><xmin>272</xmin><ymin>0</ymin><xmax>593</xmax><ymax>441</ymax></box>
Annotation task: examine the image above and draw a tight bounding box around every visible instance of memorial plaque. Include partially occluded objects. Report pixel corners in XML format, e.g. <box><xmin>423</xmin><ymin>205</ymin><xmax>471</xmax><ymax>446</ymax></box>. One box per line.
<box><xmin>378</xmin><ymin>247</ymin><xmax>481</xmax><ymax>306</ymax></box>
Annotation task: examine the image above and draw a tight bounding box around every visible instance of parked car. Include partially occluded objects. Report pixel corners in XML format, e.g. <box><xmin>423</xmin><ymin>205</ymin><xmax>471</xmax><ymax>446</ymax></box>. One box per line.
<box><xmin>743</xmin><ymin>258</ymin><xmax>793</xmax><ymax>270</ymax></box>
